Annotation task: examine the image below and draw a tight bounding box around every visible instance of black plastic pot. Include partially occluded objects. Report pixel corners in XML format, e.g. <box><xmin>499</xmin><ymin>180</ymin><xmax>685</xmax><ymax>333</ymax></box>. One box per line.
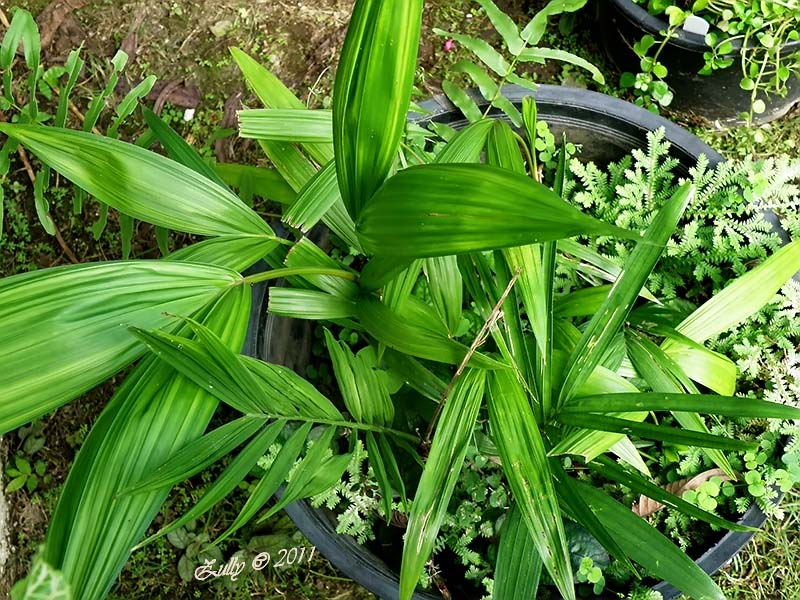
<box><xmin>243</xmin><ymin>84</ymin><xmax>770</xmax><ymax>600</ymax></box>
<box><xmin>602</xmin><ymin>0</ymin><xmax>800</xmax><ymax>126</ymax></box>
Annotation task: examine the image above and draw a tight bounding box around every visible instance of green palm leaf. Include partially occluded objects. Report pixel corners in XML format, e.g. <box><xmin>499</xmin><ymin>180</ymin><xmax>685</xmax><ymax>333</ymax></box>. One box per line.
<box><xmin>357</xmin><ymin>163</ymin><xmax>637</xmax><ymax>258</ymax></box>
<box><xmin>0</xmin><ymin>261</ymin><xmax>239</xmax><ymax>433</ymax></box>
<box><xmin>0</xmin><ymin>124</ymin><xmax>271</xmax><ymax>237</ymax></box>
<box><xmin>333</xmin><ymin>0</ymin><xmax>424</xmax><ymax>219</ymax></box>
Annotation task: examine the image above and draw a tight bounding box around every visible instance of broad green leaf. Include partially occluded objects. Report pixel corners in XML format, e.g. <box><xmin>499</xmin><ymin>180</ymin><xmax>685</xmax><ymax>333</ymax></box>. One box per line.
<box><xmin>626</xmin><ymin>330</ymin><xmax>735</xmax><ymax>477</ymax></box>
<box><xmin>360</xmin><ymin>255</ymin><xmax>414</xmax><ymax>291</ymax></box>
<box><xmin>357</xmin><ymin>163</ymin><xmax>637</xmax><ymax>258</ymax></box>
<box><xmin>356</xmin><ymin>296</ymin><xmax>504</xmax><ymax>370</ymax></box>
<box><xmin>609</xmin><ymin>436</ymin><xmax>651</xmax><ymax>476</ymax></box>
<box><xmin>423</xmin><ymin>256</ymin><xmax>463</xmax><ymax>334</ymax></box>
<box><xmin>488</xmin><ymin>369</ymin><xmax>574</xmax><ymax>600</ymax></box>
<box><xmin>0</xmin><ymin>261</ymin><xmax>239</xmax><ymax>433</ymax></box>
<box><xmin>558</xmin><ymin>183</ymin><xmax>694</xmax><ymax>405</ymax></box>
<box><xmin>432</xmin><ymin>29</ymin><xmax>511</xmax><ymax>76</ymax></box>
<box><xmin>130</xmin><ymin>326</ymin><xmax>266</xmax><ymax>415</ymax></box>
<box><xmin>269</xmin><ymin>288</ymin><xmax>357</xmax><ymax>320</ymax></box>
<box><xmin>0</xmin><ymin>124</ymin><xmax>272</xmax><ymax>237</ymax></box>
<box><xmin>476</xmin><ymin>0</ymin><xmax>524</xmax><ymax>55</ymax></box>
<box><xmin>487</xmin><ymin>120</ymin><xmax>526</xmax><ymax>174</ymax></box>
<box><xmin>562</xmin><ymin>392</ymin><xmax>800</xmax><ymax>420</ymax></box>
<box><xmin>380</xmin><ymin>349</ymin><xmax>447</xmax><ymax>401</ymax></box>
<box><xmin>383</xmin><ymin>260</ymin><xmax>423</xmax><ymax>313</ymax></box>
<box><xmin>575</xmin><ymin>482</ymin><xmax>725</xmax><ymax>600</ymax></box>
<box><xmin>214</xmin><ymin>163</ymin><xmax>296</xmax><ymax>205</ymax></box>
<box><xmin>518</xmin><ymin>47</ymin><xmax>605</xmax><ymax>83</ymax></box>
<box><xmin>433</xmin><ymin>119</ymin><xmax>493</xmax><ymax>164</ymax></box>
<box><xmin>324</xmin><ymin>328</ymin><xmax>394</xmax><ymax>426</ymax></box>
<box><xmin>238</xmin><ymin>109</ymin><xmax>332</xmax><ymax>143</ymax></box>
<box><xmin>167</xmin><ymin>236</ymin><xmax>281</xmax><ymax>273</ymax></box>
<box><xmin>230</xmin><ymin>47</ymin><xmax>332</xmax><ymax>165</ymax></box>
<box><xmin>282</xmin><ymin>160</ymin><xmax>339</xmax><ymax>231</ymax></box>
<box><xmin>521</xmin><ymin>0</ymin><xmax>588</xmax><ymax>45</ymax></box>
<box><xmin>334</xmin><ymin>0</ymin><xmax>424</xmax><ymax>219</ymax></box>
<box><xmin>556</xmin><ymin>413</ymin><xmax>757</xmax><ymax>451</ymax></box>
<box><xmin>284</xmin><ymin>237</ymin><xmax>359</xmax><ymax>299</ymax></box>
<box><xmin>551</xmin><ymin>364</ymin><xmax>646</xmax><ymax>459</ymax></box>
<box><xmin>121</xmin><ymin>416</ymin><xmax>266</xmax><ymax>495</ymax></box>
<box><xmin>242</xmin><ymin>356</ymin><xmax>343</xmax><ymax>422</ymax></box>
<box><xmin>140</xmin><ymin>419</ymin><xmax>287</xmax><ymax>545</ymax></box>
<box><xmin>494</xmin><ymin>504</ymin><xmax>542</xmax><ymax>600</ymax></box>
<box><xmin>441</xmin><ymin>80</ymin><xmax>482</xmax><ymax>123</ymax></box>
<box><xmin>142</xmin><ymin>107</ymin><xmax>228</xmax><ymax>188</ymax></box>
<box><xmin>668</xmin><ymin>240</ymin><xmax>800</xmax><ymax>344</ymax></box>
<box><xmin>590</xmin><ymin>457</ymin><xmax>753</xmax><ymax>532</ymax></box>
<box><xmin>214</xmin><ymin>422</ymin><xmax>311</xmax><ymax>544</ymax></box>
<box><xmin>558</xmin><ymin>239</ymin><xmax>659</xmax><ymax>302</ymax></box>
<box><xmin>400</xmin><ymin>370</ymin><xmax>485</xmax><ymax>600</ymax></box>
<box><xmin>43</xmin><ymin>286</ymin><xmax>251</xmax><ymax>600</ymax></box>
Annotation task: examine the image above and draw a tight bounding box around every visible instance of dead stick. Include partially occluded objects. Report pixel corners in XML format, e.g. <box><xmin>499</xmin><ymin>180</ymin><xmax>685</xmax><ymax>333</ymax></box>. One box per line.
<box><xmin>422</xmin><ymin>267</ymin><xmax>521</xmax><ymax>448</ymax></box>
<box><xmin>0</xmin><ymin>8</ymin><xmax>10</xmax><ymax>29</ymax></box>
<box><xmin>16</xmin><ymin>146</ymin><xmax>81</xmax><ymax>264</ymax></box>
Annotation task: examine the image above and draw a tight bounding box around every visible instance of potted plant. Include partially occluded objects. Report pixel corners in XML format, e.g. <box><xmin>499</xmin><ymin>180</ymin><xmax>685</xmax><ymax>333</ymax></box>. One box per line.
<box><xmin>2</xmin><ymin>2</ymin><xmax>800</xmax><ymax>600</ymax></box>
<box><xmin>603</xmin><ymin>0</ymin><xmax>800</xmax><ymax>126</ymax></box>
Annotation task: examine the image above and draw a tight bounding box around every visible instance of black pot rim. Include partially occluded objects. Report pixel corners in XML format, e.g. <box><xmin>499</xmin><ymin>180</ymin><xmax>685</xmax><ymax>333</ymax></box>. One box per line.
<box><xmin>608</xmin><ymin>0</ymin><xmax>800</xmax><ymax>55</ymax></box>
<box><xmin>244</xmin><ymin>84</ymin><xmax>773</xmax><ymax>600</ymax></box>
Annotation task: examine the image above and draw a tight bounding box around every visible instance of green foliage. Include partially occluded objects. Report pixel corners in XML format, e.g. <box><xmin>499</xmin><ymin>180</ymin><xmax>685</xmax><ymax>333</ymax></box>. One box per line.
<box><xmin>630</xmin><ymin>0</ymin><xmax>800</xmax><ymax>122</ymax></box>
<box><xmin>1</xmin><ymin>2</ymin><xmax>799</xmax><ymax>600</ymax></box>
<box><xmin>434</xmin><ymin>0</ymin><xmax>604</xmax><ymax>125</ymax></box>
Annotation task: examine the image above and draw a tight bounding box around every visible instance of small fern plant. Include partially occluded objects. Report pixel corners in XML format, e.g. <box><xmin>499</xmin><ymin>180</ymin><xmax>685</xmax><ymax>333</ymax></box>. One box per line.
<box><xmin>433</xmin><ymin>0</ymin><xmax>605</xmax><ymax>127</ymax></box>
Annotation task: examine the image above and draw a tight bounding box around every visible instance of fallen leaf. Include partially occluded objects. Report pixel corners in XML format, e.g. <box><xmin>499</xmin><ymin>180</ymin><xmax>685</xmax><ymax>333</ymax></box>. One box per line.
<box><xmin>632</xmin><ymin>468</ymin><xmax>733</xmax><ymax>518</ymax></box>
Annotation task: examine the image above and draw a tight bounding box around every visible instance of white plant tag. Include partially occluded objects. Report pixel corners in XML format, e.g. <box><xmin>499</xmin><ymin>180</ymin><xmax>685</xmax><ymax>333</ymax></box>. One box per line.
<box><xmin>683</xmin><ymin>15</ymin><xmax>711</xmax><ymax>36</ymax></box>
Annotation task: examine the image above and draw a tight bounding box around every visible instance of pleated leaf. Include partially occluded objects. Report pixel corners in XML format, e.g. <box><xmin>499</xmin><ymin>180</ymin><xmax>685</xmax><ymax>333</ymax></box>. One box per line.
<box><xmin>0</xmin><ymin>261</ymin><xmax>239</xmax><ymax>433</ymax></box>
<box><xmin>214</xmin><ymin>422</ymin><xmax>311</xmax><ymax>544</ymax></box>
<box><xmin>333</xmin><ymin>0</ymin><xmax>424</xmax><ymax>218</ymax></box>
<box><xmin>400</xmin><ymin>369</ymin><xmax>485</xmax><ymax>600</ymax></box>
<box><xmin>214</xmin><ymin>163</ymin><xmax>297</xmax><ymax>205</ymax></box>
<box><xmin>556</xmin><ymin>414</ymin><xmax>757</xmax><ymax>451</ymax></box>
<box><xmin>356</xmin><ymin>296</ymin><xmax>504</xmax><ymax>369</ymax></box>
<box><xmin>357</xmin><ymin>163</ymin><xmax>637</xmax><ymax>258</ymax></box>
<box><xmin>141</xmin><ymin>107</ymin><xmax>228</xmax><ymax>188</ymax></box>
<box><xmin>668</xmin><ymin>239</ymin><xmax>800</xmax><ymax>345</ymax></box>
<box><xmin>575</xmin><ymin>482</ymin><xmax>725</xmax><ymax>600</ymax></box>
<box><xmin>488</xmin><ymin>369</ymin><xmax>574</xmax><ymax>600</ymax></box>
<box><xmin>324</xmin><ymin>328</ymin><xmax>394</xmax><ymax>426</ymax></box>
<box><xmin>562</xmin><ymin>392</ymin><xmax>800</xmax><ymax>420</ymax></box>
<box><xmin>242</xmin><ymin>357</ymin><xmax>343</xmax><ymax>422</ymax></box>
<box><xmin>423</xmin><ymin>256</ymin><xmax>463</xmax><ymax>334</ymax></box>
<box><xmin>433</xmin><ymin>119</ymin><xmax>493</xmax><ymax>164</ymax></box>
<box><xmin>139</xmin><ymin>419</ymin><xmax>288</xmax><ymax>545</ymax></box>
<box><xmin>269</xmin><ymin>288</ymin><xmax>357</xmax><ymax>320</ymax></box>
<box><xmin>626</xmin><ymin>330</ymin><xmax>735</xmax><ymax>478</ymax></box>
<box><xmin>238</xmin><ymin>109</ymin><xmax>332</xmax><ymax>143</ymax></box>
<box><xmin>494</xmin><ymin>504</ymin><xmax>542</xmax><ymax>600</ymax></box>
<box><xmin>231</xmin><ymin>46</ymin><xmax>332</xmax><ymax>165</ymax></box>
<box><xmin>0</xmin><ymin>124</ymin><xmax>271</xmax><ymax>237</ymax></box>
<box><xmin>558</xmin><ymin>183</ymin><xmax>694</xmax><ymax>405</ymax></box>
<box><xmin>284</xmin><ymin>237</ymin><xmax>360</xmax><ymax>299</ymax></box>
<box><xmin>43</xmin><ymin>285</ymin><xmax>251</xmax><ymax>600</ymax></box>
<box><xmin>167</xmin><ymin>236</ymin><xmax>281</xmax><ymax>273</ymax></box>
<box><xmin>122</xmin><ymin>415</ymin><xmax>266</xmax><ymax>495</ymax></box>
